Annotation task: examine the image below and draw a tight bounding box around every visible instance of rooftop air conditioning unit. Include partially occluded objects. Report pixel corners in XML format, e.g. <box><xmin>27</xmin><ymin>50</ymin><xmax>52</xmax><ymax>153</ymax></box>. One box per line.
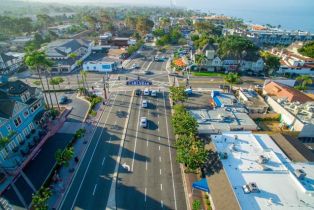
<box><xmin>295</xmin><ymin>169</ymin><xmax>307</xmax><ymax>180</ymax></box>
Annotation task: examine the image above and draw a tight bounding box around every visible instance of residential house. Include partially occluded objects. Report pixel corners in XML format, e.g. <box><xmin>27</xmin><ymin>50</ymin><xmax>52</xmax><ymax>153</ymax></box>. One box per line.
<box><xmin>46</xmin><ymin>39</ymin><xmax>92</xmax><ymax>73</ymax></box>
<box><xmin>269</xmin><ymin>44</ymin><xmax>314</xmax><ymax>76</ymax></box>
<box><xmin>0</xmin><ymin>53</ymin><xmax>24</xmax><ymax>75</ymax></box>
<box><xmin>48</xmin><ymin>24</ymin><xmax>73</xmax><ymax>36</ymax></box>
<box><xmin>0</xmin><ymin>78</ymin><xmax>47</xmax><ymax>171</ymax></box>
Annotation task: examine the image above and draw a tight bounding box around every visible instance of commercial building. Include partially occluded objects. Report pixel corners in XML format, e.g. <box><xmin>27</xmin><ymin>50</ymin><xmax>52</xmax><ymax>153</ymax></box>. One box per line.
<box><xmin>265</xmin><ymin>96</ymin><xmax>314</xmax><ymax>142</ymax></box>
<box><xmin>190</xmin><ymin>91</ymin><xmax>258</xmax><ymax>134</ymax></box>
<box><xmin>263</xmin><ymin>81</ymin><xmax>313</xmax><ymax>104</ymax></box>
<box><xmin>0</xmin><ymin>78</ymin><xmax>47</xmax><ymax>171</ymax></box>
<box><xmin>224</xmin><ymin>28</ymin><xmax>314</xmax><ymax>46</ymax></box>
<box><xmin>211</xmin><ymin>131</ymin><xmax>314</xmax><ymax>210</ymax></box>
<box><xmin>46</xmin><ymin>39</ymin><xmax>92</xmax><ymax>73</ymax></box>
<box><xmin>99</xmin><ymin>32</ymin><xmax>112</xmax><ymax>46</ymax></box>
<box><xmin>238</xmin><ymin>89</ymin><xmax>268</xmax><ymax>113</ymax></box>
<box><xmin>83</xmin><ymin>58</ymin><xmax>118</xmax><ymax>72</ymax></box>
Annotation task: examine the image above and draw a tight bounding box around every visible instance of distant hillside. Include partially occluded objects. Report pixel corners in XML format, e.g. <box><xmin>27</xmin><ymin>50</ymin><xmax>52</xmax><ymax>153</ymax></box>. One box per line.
<box><xmin>298</xmin><ymin>41</ymin><xmax>314</xmax><ymax>58</ymax></box>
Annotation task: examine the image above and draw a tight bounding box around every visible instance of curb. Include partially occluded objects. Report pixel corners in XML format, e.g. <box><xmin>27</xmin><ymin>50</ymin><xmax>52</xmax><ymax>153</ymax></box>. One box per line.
<box><xmin>76</xmin><ymin>93</ymin><xmax>91</xmax><ymax>122</ymax></box>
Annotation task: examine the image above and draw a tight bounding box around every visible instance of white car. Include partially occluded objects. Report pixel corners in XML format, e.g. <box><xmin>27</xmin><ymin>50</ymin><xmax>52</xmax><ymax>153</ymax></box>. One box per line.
<box><xmin>151</xmin><ymin>90</ymin><xmax>157</xmax><ymax>97</ymax></box>
<box><xmin>143</xmin><ymin>88</ymin><xmax>150</xmax><ymax>96</ymax></box>
<box><xmin>140</xmin><ymin>117</ymin><xmax>148</xmax><ymax>128</ymax></box>
<box><xmin>142</xmin><ymin>100</ymin><xmax>148</xmax><ymax>108</ymax></box>
<box><xmin>132</xmin><ymin>63</ymin><xmax>140</xmax><ymax>69</ymax></box>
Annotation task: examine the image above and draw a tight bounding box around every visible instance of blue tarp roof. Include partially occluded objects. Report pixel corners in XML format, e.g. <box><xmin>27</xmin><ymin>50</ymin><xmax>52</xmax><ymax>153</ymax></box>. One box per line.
<box><xmin>213</xmin><ymin>96</ymin><xmax>222</xmax><ymax>107</ymax></box>
<box><xmin>192</xmin><ymin>178</ymin><xmax>210</xmax><ymax>193</ymax></box>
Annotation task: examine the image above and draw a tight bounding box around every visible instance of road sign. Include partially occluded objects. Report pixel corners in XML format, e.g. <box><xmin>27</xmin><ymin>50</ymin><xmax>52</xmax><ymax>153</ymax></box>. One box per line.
<box><xmin>126</xmin><ymin>79</ymin><xmax>152</xmax><ymax>86</ymax></box>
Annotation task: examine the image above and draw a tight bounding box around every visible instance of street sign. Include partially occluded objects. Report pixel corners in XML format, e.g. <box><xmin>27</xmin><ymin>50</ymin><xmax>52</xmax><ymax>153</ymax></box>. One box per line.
<box><xmin>126</xmin><ymin>79</ymin><xmax>152</xmax><ymax>86</ymax></box>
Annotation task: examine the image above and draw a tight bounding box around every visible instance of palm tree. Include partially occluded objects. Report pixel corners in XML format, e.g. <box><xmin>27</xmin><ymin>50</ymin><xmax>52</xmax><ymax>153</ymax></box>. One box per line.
<box><xmin>195</xmin><ymin>54</ymin><xmax>207</xmax><ymax>72</ymax></box>
<box><xmin>224</xmin><ymin>72</ymin><xmax>240</xmax><ymax>92</ymax></box>
<box><xmin>69</xmin><ymin>53</ymin><xmax>83</xmax><ymax>90</ymax></box>
<box><xmin>50</xmin><ymin>77</ymin><xmax>62</xmax><ymax>111</ymax></box>
<box><xmin>24</xmin><ymin>50</ymin><xmax>52</xmax><ymax>108</ymax></box>
<box><xmin>296</xmin><ymin>75</ymin><xmax>313</xmax><ymax>91</ymax></box>
<box><xmin>80</xmin><ymin>70</ymin><xmax>89</xmax><ymax>91</ymax></box>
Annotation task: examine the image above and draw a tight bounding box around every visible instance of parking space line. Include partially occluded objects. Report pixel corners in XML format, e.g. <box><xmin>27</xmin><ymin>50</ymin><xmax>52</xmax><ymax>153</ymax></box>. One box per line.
<box><xmin>161</xmin><ymin>200</ymin><xmax>164</xmax><ymax>208</ymax></box>
<box><xmin>159</xmin><ymin>145</ymin><xmax>161</xmax><ymax>150</ymax></box>
<box><xmin>92</xmin><ymin>184</ymin><xmax>97</xmax><ymax>196</ymax></box>
<box><xmin>146</xmin><ymin>160</ymin><xmax>148</xmax><ymax>171</ymax></box>
<box><xmin>102</xmin><ymin>157</ymin><xmax>106</xmax><ymax>166</ymax></box>
<box><xmin>159</xmin><ymin>156</ymin><xmax>161</xmax><ymax>162</ymax></box>
<box><xmin>160</xmin><ymin>169</ymin><xmax>162</xmax><ymax>175</ymax></box>
<box><xmin>145</xmin><ymin>188</ymin><xmax>147</xmax><ymax>202</ymax></box>
<box><xmin>160</xmin><ymin>184</ymin><xmax>163</xmax><ymax>191</ymax></box>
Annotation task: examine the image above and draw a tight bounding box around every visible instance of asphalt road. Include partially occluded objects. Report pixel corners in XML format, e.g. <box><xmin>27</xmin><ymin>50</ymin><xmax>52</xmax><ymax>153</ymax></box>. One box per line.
<box><xmin>116</xmin><ymin>91</ymin><xmax>186</xmax><ymax>210</ymax></box>
<box><xmin>59</xmin><ymin>91</ymin><xmax>133</xmax><ymax>210</ymax></box>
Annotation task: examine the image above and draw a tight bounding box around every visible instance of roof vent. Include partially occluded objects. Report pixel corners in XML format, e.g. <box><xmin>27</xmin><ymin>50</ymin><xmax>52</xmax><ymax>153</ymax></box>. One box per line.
<box><xmin>242</xmin><ymin>182</ymin><xmax>260</xmax><ymax>193</ymax></box>
<box><xmin>295</xmin><ymin>169</ymin><xmax>307</xmax><ymax>180</ymax></box>
<box><xmin>258</xmin><ymin>155</ymin><xmax>269</xmax><ymax>164</ymax></box>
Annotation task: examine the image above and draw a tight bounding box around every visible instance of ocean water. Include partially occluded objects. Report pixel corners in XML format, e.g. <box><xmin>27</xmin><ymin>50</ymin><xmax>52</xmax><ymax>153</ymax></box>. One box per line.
<box><xmin>176</xmin><ymin>0</ymin><xmax>314</xmax><ymax>33</ymax></box>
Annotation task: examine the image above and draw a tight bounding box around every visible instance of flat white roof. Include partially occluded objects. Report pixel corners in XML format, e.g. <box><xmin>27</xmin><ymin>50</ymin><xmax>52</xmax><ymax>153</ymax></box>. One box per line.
<box><xmin>211</xmin><ymin>131</ymin><xmax>314</xmax><ymax>210</ymax></box>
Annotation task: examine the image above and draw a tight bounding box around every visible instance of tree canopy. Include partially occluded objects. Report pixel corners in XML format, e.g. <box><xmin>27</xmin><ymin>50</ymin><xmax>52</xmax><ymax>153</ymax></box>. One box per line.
<box><xmin>298</xmin><ymin>41</ymin><xmax>314</xmax><ymax>58</ymax></box>
<box><xmin>218</xmin><ymin>35</ymin><xmax>258</xmax><ymax>59</ymax></box>
<box><xmin>260</xmin><ymin>51</ymin><xmax>280</xmax><ymax>75</ymax></box>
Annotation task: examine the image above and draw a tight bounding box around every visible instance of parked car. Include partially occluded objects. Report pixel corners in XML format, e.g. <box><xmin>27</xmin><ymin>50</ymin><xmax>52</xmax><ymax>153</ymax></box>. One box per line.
<box><xmin>59</xmin><ymin>95</ymin><xmax>68</xmax><ymax>104</ymax></box>
<box><xmin>168</xmin><ymin>72</ymin><xmax>178</xmax><ymax>77</ymax></box>
<box><xmin>143</xmin><ymin>88</ymin><xmax>150</xmax><ymax>96</ymax></box>
<box><xmin>140</xmin><ymin>117</ymin><xmax>148</xmax><ymax>128</ymax></box>
<box><xmin>135</xmin><ymin>89</ymin><xmax>141</xmax><ymax>96</ymax></box>
<box><xmin>142</xmin><ymin>100</ymin><xmax>148</xmax><ymax>108</ymax></box>
<box><xmin>132</xmin><ymin>63</ymin><xmax>140</xmax><ymax>69</ymax></box>
<box><xmin>151</xmin><ymin>90</ymin><xmax>157</xmax><ymax>97</ymax></box>
<box><xmin>185</xmin><ymin>88</ymin><xmax>192</xmax><ymax>95</ymax></box>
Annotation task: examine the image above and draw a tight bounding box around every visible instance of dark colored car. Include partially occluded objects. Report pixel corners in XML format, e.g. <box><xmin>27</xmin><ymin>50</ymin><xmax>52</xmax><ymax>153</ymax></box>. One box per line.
<box><xmin>135</xmin><ymin>89</ymin><xmax>141</xmax><ymax>96</ymax></box>
<box><xmin>59</xmin><ymin>95</ymin><xmax>68</xmax><ymax>104</ymax></box>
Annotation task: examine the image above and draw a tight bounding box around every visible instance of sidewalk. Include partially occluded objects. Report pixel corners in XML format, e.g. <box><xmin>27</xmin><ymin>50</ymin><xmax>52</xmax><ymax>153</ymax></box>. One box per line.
<box><xmin>48</xmin><ymin>102</ymin><xmax>105</xmax><ymax>209</ymax></box>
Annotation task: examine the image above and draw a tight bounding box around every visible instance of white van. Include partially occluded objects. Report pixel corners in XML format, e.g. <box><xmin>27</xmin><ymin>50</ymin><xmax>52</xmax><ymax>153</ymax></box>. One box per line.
<box><xmin>143</xmin><ymin>88</ymin><xmax>150</xmax><ymax>96</ymax></box>
<box><xmin>142</xmin><ymin>100</ymin><xmax>148</xmax><ymax>108</ymax></box>
<box><xmin>151</xmin><ymin>90</ymin><xmax>157</xmax><ymax>97</ymax></box>
<box><xmin>140</xmin><ymin>117</ymin><xmax>148</xmax><ymax>128</ymax></box>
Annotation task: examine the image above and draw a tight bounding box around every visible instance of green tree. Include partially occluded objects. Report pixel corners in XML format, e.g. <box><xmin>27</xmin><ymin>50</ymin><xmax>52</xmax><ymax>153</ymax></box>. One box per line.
<box><xmin>24</xmin><ymin>50</ymin><xmax>53</xmax><ymax>109</ymax></box>
<box><xmin>169</xmin><ymin>86</ymin><xmax>188</xmax><ymax>104</ymax></box>
<box><xmin>218</xmin><ymin>35</ymin><xmax>258</xmax><ymax>64</ymax></box>
<box><xmin>172</xmin><ymin>110</ymin><xmax>198</xmax><ymax>136</ymax></box>
<box><xmin>296</xmin><ymin>75</ymin><xmax>313</xmax><ymax>91</ymax></box>
<box><xmin>224</xmin><ymin>72</ymin><xmax>240</xmax><ymax>91</ymax></box>
<box><xmin>136</xmin><ymin>16</ymin><xmax>154</xmax><ymax>36</ymax></box>
<box><xmin>195</xmin><ymin>54</ymin><xmax>207</xmax><ymax>71</ymax></box>
<box><xmin>55</xmin><ymin>147</ymin><xmax>74</xmax><ymax>166</ymax></box>
<box><xmin>192</xmin><ymin>199</ymin><xmax>201</xmax><ymax>210</ymax></box>
<box><xmin>298</xmin><ymin>41</ymin><xmax>314</xmax><ymax>58</ymax></box>
<box><xmin>125</xmin><ymin>16</ymin><xmax>137</xmax><ymax>29</ymax></box>
<box><xmin>31</xmin><ymin>187</ymin><xmax>52</xmax><ymax>210</ymax></box>
<box><xmin>260</xmin><ymin>51</ymin><xmax>280</xmax><ymax>76</ymax></box>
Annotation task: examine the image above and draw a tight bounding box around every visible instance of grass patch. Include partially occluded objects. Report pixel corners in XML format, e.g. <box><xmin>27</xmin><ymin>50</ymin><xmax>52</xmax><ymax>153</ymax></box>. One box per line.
<box><xmin>192</xmin><ymin>72</ymin><xmax>225</xmax><ymax>77</ymax></box>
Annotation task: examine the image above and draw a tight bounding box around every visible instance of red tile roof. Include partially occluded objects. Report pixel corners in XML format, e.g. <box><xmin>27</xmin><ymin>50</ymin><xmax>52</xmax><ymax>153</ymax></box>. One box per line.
<box><xmin>264</xmin><ymin>81</ymin><xmax>313</xmax><ymax>103</ymax></box>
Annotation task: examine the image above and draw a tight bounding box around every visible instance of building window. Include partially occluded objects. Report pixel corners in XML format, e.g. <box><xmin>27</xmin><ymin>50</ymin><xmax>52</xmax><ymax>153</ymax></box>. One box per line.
<box><xmin>23</xmin><ymin>128</ymin><xmax>29</xmax><ymax>137</ymax></box>
<box><xmin>0</xmin><ymin>149</ymin><xmax>8</xmax><ymax>160</ymax></box>
<box><xmin>24</xmin><ymin>110</ymin><xmax>29</xmax><ymax>118</ymax></box>
<box><xmin>16</xmin><ymin>134</ymin><xmax>23</xmax><ymax>143</ymax></box>
<box><xmin>29</xmin><ymin>122</ymin><xmax>35</xmax><ymax>130</ymax></box>
<box><xmin>31</xmin><ymin>102</ymin><xmax>41</xmax><ymax>113</ymax></box>
<box><xmin>14</xmin><ymin>117</ymin><xmax>22</xmax><ymax>127</ymax></box>
<box><xmin>6</xmin><ymin>125</ymin><xmax>11</xmax><ymax>132</ymax></box>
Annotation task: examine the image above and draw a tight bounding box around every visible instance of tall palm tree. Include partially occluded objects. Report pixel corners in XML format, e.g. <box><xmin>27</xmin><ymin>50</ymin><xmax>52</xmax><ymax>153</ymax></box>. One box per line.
<box><xmin>224</xmin><ymin>72</ymin><xmax>240</xmax><ymax>92</ymax></box>
<box><xmin>296</xmin><ymin>75</ymin><xmax>313</xmax><ymax>91</ymax></box>
<box><xmin>80</xmin><ymin>70</ymin><xmax>89</xmax><ymax>91</ymax></box>
<box><xmin>24</xmin><ymin>50</ymin><xmax>52</xmax><ymax>108</ymax></box>
<box><xmin>50</xmin><ymin>77</ymin><xmax>61</xmax><ymax>111</ymax></box>
<box><xmin>195</xmin><ymin>54</ymin><xmax>207</xmax><ymax>72</ymax></box>
<box><xmin>69</xmin><ymin>53</ymin><xmax>84</xmax><ymax>90</ymax></box>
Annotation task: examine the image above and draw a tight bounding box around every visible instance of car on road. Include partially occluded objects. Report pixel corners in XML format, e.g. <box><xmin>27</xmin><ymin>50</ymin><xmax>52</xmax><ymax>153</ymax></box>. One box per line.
<box><xmin>142</xmin><ymin>100</ymin><xmax>148</xmax><ymax>108</ymax></box>
<box><xmin>151</xmin><ymin>90</ymin><xmax>157</xmax><ymax>97</ymax></box>
<box><xmin>143</xmin><ymin>88</ymin><xmax>150</xmax><ymax>96</ymax></box>
<box><xmin>132</xmin><ymin>63</ymin><xmax>140</xmax><ymax>69</ymax></box>
<box><xmin>135</xmin><ymin>89</ymin><xmax>141</xmax><ymax>96</ymax></box>
<box><xmin>59</xmin><ymin>95</ymin><xmax>68</xmax><ymax>104</ymax></box>
<box><xmin>185</xmin><ymin>88</ymin><xmax>193</xmax><ymax>95</ymax></box>
<box><xmin>168</xmin><ymin>72</ymin><xmax>178</xmax><ymax>77</ymax></box>
<box><xmin>140</xmin><ymin>117</ymin><xmax>148</xmax><ymax>128</ymax></box>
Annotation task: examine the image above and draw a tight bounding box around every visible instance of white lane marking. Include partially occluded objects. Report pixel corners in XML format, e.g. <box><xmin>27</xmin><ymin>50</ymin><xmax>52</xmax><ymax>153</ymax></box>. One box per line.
<box><xmin>109</xmin><ymin>136</ymin><xmax>112</xmax><ymax>143</ymax></box>
<box><xmin>68</xmin><ymin>93</ymin><xmax>118</xmax><ymax>209</ymax></box>
<box><xmin>159</xmin><ymin>156</ymin><xmax>161</xmax><ymax>162</ymax></box>
<box><xmin>159</xmin><ymin>137</ymin><xmax>161</xmax><ymax>141</ymax></box>
<box><xmin>147</xmin><ymin>139</ymin><xmax>148</xmax><ymax>147</ymax></box>
<box><xmin>163</xmin><ymin>91</ymin><xmax>178</xmax><ymax>210</ymax></box>
<box><xmin>160</xmin><ymin>184</ymin><xmax>163</xmax><ymax>191</ymax></box>
<box><xmin>145</xmin><ymin>188</ymin><xmax>147</xmax><ymax>202</ymax></box>
<box><xmin>115</xmin><ymin>120</ymin><xmax>117</xmax><ymax>125</ymax></box>
<box><xmin>131</xmin><ymin>96</ymin><xmax>142</xmax><ymax>171</ymax></box>
<box><xmin>159</xmin><ymin>145</ymin><xmax>161</xmax><ymax>151</ymax></box>
<box><xmin>161</xmin><ymin>200</ymin><xmax>164</xmax><ymax>208</ymax></box>
<box><xmin>102</xmin><ymin>157</ymin><xmax>106</xmax><ymax>166</ymax></box>
<box><xmin>160</xmin><ymin>169</ymin><xmax>162</xmax><ymax>175</ymax></box>
<box><xmin>158</xmin><ymin>121</ymin><xmax>159</xmax><ymax>125</ymax></box>
<box><xmin>145</xmin><ymin>160</ymin><xmax>148</xmax><ymax>171</ymax></box>
<box><xmin>93</xmin><ymin>184</ymin><xmax>97</xmax><ymax>196</ymax></box>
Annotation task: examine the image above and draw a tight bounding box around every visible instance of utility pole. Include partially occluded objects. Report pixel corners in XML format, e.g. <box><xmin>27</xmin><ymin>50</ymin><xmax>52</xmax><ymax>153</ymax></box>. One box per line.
<box><xmin>103</xmin><ymin>83</ymin><xmax>107</xmax><ymax>101</ymax></box>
